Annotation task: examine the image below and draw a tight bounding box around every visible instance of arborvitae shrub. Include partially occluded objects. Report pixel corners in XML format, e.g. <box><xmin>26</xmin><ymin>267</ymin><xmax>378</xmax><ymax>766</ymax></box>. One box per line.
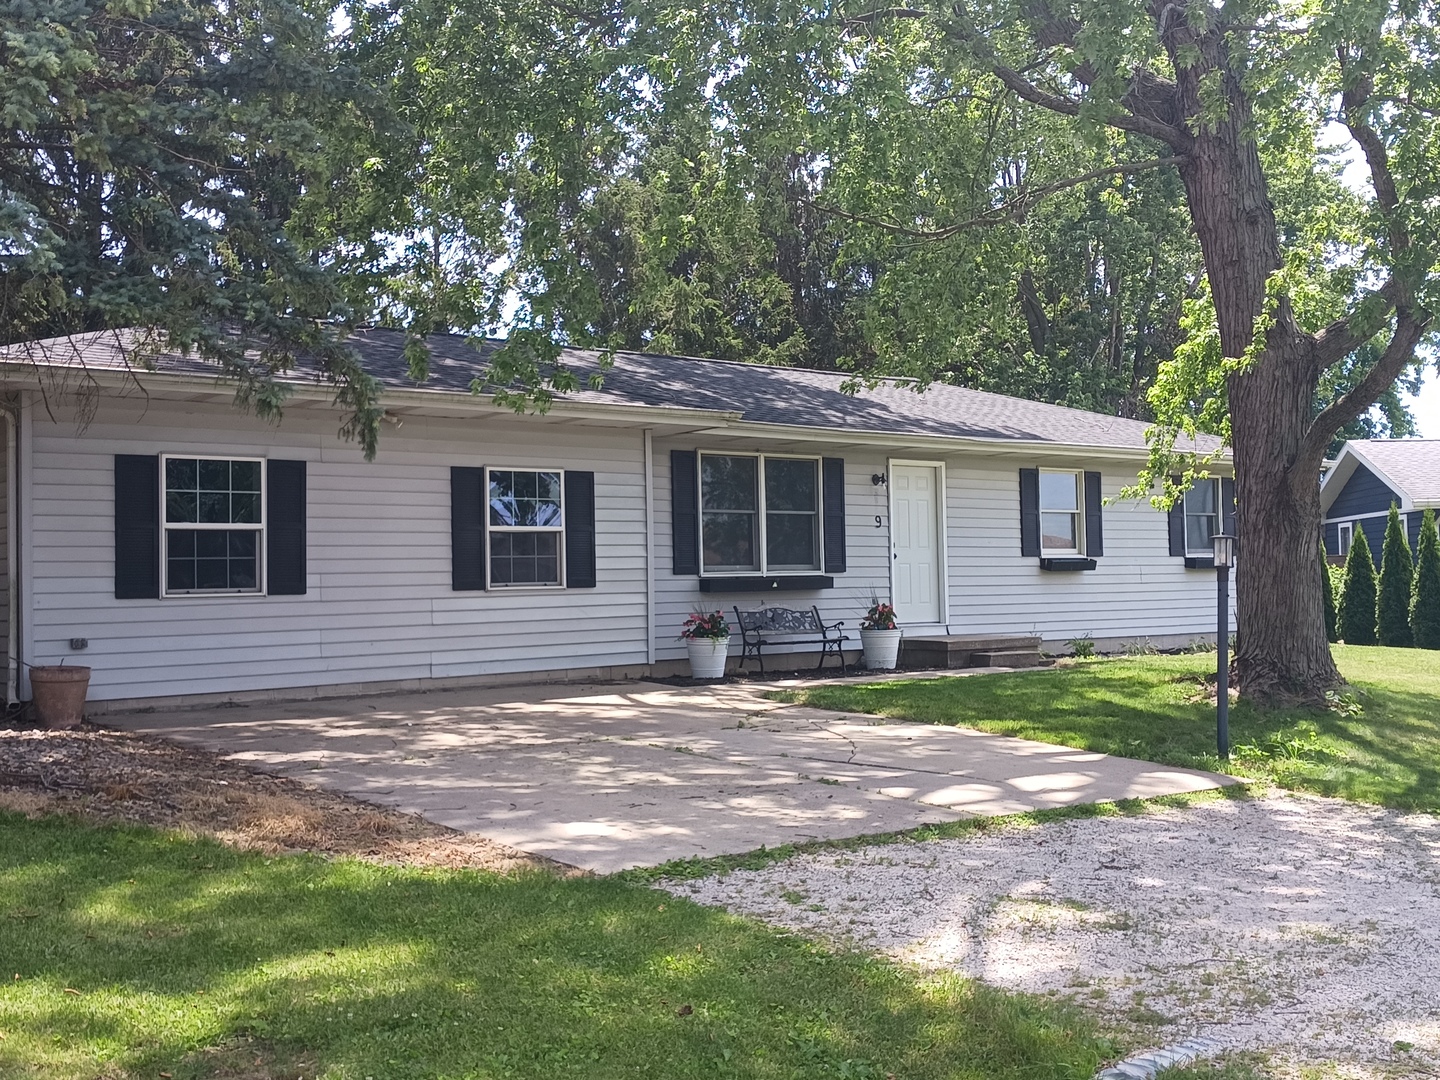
<box><xmin>1412</xmin><ymin>509</ymin><xmax>1440</xmax><ymax>650</ymax></box>
<box><xmin>1339</xmin><ymin>526</ymin><xmax>1378</xmax><ymax>645</ymax></box>
<box><xmin>1322</xmin><ymin>541</ymin><xmax>1339</xmax><ymax>644</ymax></box>
<box><xmin>1377</xmin><ymin>503</ymin><xmax>1415</xmax><ymax>647</ymax></box>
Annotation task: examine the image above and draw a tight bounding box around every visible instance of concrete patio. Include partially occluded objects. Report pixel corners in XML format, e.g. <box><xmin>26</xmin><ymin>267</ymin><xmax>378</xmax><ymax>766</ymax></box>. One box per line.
<box><xmin>105</xmin><ymin>675</ymin><xmax>1235</xmax><ymax>873</ymax></box>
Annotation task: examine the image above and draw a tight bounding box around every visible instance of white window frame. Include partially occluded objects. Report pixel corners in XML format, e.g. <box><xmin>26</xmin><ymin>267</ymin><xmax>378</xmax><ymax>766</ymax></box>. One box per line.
<box><xmin>696</xmin><ymin>451</ymin><xmax>825</xmax><ymax>576</ymax></box>
<box><xmin>1184</xmin><ymin>477</ymin><xmax>1222</xmax><ymax>557</ymax></box>
<box><xmin>1038</xmin><ymin>468</ymin><xmax>1084</xmax><ymax>555</ymax></box>
<box><xmin>484</xmin><ymin>465</ymin><xmax>566</xmax><ymax>590</ymax></box>
<box><xmin>159</xmin><ymin>453</ymin><xmax>267</xmax><ymax>598</ymax></box>
<box><xmin>1338</xmin><ymin>522</ymin><xmax>1353</xmax><ymax>558</ymax></box>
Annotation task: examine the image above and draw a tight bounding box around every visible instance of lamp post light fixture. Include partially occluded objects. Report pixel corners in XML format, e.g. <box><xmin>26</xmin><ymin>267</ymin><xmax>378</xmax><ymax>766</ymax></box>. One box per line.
<box><xmin>1212</xmin><ymin>532</ymin><xmax>1236</xmax><ymax>760</ymax></box>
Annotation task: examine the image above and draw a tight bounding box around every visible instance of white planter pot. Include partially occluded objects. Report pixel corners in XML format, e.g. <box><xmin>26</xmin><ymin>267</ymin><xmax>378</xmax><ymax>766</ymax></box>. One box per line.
<box><xmin>860</xmin><ymin>628</ymin><xmax>903</xmax><ymax>671</ymax></box>
<box><xmin>686</xmin><ymin>636</ymin><xmax>731</xmax><ymax>680</ymax></box>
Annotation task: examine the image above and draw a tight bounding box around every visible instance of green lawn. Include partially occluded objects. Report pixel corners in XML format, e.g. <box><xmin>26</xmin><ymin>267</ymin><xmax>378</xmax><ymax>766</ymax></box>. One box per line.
<box><xmin>0</xmin><ymin>814</ymin><xmax>1113</xmax><ymax>1080</ymax></box>
<box><xmin>774</xmin><ymin>645</ymin><xmax>1440</xmax><ymax>813</ymax></box>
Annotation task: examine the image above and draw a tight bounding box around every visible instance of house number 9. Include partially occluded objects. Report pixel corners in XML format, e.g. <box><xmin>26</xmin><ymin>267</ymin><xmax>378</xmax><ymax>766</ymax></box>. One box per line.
<box><xmin>875</xmin><ymin>515</ymin><xmax>884</xmax><ymax>528</ymax></box>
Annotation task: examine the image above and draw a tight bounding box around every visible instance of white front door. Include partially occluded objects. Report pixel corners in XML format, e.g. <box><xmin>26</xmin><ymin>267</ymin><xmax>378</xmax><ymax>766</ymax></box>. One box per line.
<box><xmin>890</xmin><ymin>464</ymin><xmax>943</xmax><ymax>625</ymax></box>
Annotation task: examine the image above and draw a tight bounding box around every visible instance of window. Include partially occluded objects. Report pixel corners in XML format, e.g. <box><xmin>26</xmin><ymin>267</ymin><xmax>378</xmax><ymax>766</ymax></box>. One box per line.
<box><xmin>1039</xmin><ymin>470</ymin><xmax>1082</xmax><ymax>554</ymax></box>
<box><xmin>699</xmin><ymin>453</ymin><xmax>821</xmax><ymax>574</ymax></box>
<box><xmin>487</xmin><ymin>468</ymin><xmax>563</xmax><ymax>586</ymax></box>
<box><xmin>163</xmin><ymin>456</ymin><xmax>264</xmax><ymax>595</ymax></box>
<box><xmin>1338</xmin><ymin>522</ymin><xmax>1353</xmax><ymax>557</ymax></box>
<box><xmin>1184</xmin><ymin>478</ymin><xmax>1220</xmax><ymax>555</ymax></box>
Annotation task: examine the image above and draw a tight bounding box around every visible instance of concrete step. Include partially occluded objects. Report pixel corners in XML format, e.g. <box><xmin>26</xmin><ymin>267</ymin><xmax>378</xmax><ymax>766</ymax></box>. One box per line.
<box><xmin>900</xmin><ymin>635</ymin><xmax>1043</xmax><ymax>670</ymax></box>
<box><xmin>970</xmin><ymin>647</ymin><xmax>1045</xmax><ymax>668</ymax></box>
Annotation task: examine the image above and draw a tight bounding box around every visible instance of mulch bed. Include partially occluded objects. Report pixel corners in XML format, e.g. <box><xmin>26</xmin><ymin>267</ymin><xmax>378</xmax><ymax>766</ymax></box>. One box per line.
<box><xmin>0</xmin><ymin>717</ymin><xmax>568</xmax><ymax>874</ymax></box>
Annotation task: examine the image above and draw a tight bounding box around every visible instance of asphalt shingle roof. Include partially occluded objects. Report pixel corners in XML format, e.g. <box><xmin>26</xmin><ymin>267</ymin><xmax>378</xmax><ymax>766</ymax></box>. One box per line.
<box><xmin>3</xmin><ymin>327</ymin><xmax>1214</xmax><ymax>454</ymax></box>
<box><xmin>348</xmin><ymin>330</ymin><xmax>1196</xmax><ymax>452</ymax></box>
<box><xmin>1347</xmin><ymin>438</ymin><xmax>1440</xmax><ymax>505</ymax></box>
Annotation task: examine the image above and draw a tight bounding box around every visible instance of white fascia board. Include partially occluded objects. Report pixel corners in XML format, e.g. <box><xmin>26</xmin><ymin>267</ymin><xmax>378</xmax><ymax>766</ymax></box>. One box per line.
<box><xmin>0</xmin><ymin>363</ymin><xmax>743</xmax><ymax>429</ymax></box>
<box><xmin>685</xmin><ymin>419</ymin><xmax>1230</xmax><ymax>468</ymax></box>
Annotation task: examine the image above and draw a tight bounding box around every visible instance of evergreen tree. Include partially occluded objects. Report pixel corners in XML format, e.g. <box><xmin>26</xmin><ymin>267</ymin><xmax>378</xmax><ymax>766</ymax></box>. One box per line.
<box><xmin>1322</xmin><ymin>541</ymin><xmax>1339</xmax><ymax>644</ymax></box>
<box><xmin>1378</xmin><ymin>504</ymin><xmax>1415</xmax><ymax>646</ymax></box>
<box><xmin>1339</xmin><ymin>527</ymin><xmax>1379</xmax><ymax>646</ymax></box>
<box><xmin>1412</xmin><ymin>509</ymin><xmax>1440</xmax><ymax>650</ymax></box>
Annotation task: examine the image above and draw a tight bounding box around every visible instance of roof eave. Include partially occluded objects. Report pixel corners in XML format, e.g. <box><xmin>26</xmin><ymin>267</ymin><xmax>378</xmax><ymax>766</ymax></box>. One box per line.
<box><xmin>693</xmin><ymin>417</ymin><xmax>1227</xmax><ymax>465</ymax></box>
<box><xmin>0</xmin><ymin>357</ymin><xmax>1226</xmax><ymax>463</ymax></box>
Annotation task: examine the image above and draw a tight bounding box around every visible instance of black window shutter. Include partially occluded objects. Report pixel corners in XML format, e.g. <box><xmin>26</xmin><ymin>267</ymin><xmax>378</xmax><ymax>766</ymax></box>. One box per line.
<box><xmin>266</xmin><ymin>460</ymin><xmax>308</xmax><ymax>595</ymax></box>
<box><xmin>1019</xmin><ymin>468</ymin><xmax>1040</xmax><ymax>558</ymax></box>
<box><xmin>671</xmin><ymin>450</ymin><xmax>699</xmax><ymax>575</ymax></box>
<box><xmin>1168</xmin><ymin>475</ymin><xmax>1186</xmax><ymax>557</ymax></box>
<box><xmin>1221</xmin><ymin>477</ymin><xmax>1237</xmax><ymax>540</ymax></box>
<box><xmin>821</xmin><ymin>457</ymin><xmax>847</xmax><ymax>573</ymax></box>
<box><xmin>114</xmin><ymin>454</ymin><xmax>159</xmax><ymax>599</ymax></box>
<box><xmin>1084</xmin><ymin>471</ymin><xmax>1104</xmax><ymax>557</ymax></box>
<box><xmin>564</xmin><ymin>470</ymin><xmax>597</xmax><ymax>588</ymax></box>
<box><xmin>451</xmin><ymin>466</ymin><xmax>486</xmax><ymax>590</ymax></box>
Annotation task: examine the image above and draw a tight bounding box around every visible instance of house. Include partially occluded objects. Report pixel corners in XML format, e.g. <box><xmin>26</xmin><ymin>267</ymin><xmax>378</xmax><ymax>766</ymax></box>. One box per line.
<box><xmin>0</xmin><ymin>329</ymin><xmax>1235</xmax><ymax>710</ymax></box>
<box><xmin>1321</xmin><ymin>439</ymin><xmax>1440</xmax><ymax>563</ymax></box>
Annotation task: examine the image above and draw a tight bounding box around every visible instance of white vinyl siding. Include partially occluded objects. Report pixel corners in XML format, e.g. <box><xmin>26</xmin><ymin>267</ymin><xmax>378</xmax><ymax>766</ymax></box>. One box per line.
<box><xmin>27</xmin><ymin>399</ymin><xmax>650</xmax><ymax>701</ymax></box>
<box><xmin>25</xmin><ymin>390</ymin><xmax>1236</xmax><ymax>702</ymax></box>
<box><xmin>944</xmin><ymin>458</ymin><xmax>1235</xmax><ymax>644</ymax></box>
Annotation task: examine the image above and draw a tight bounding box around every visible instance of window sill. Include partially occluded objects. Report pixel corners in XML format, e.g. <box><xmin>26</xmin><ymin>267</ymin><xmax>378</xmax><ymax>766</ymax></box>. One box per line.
<box><xmin>699</xmin><ymin>575</ymin><xmax>834</xmax><ymax>592</ymax></box>
<box><xmin>1039</xmin><ymin>558</ymin><xmax>1097</xmax><ymax>572</ymax></box>
<box><xmin>1184</xmin><ymin>556</ymin><xmax>1216</xmax><ymax>569</ymax></box>
<box><xmin>162</xmin><ymin>590</ymin><xmax>267</xmax><ymax>599</ymax></box>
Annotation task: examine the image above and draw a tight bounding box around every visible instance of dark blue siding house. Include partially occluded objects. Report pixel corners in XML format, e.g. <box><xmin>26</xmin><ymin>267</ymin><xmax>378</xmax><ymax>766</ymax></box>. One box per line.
<box><xmin>1321</xmin><ymin>440</ymin><xmax>1440</xmax><ymax>563</ymax></box>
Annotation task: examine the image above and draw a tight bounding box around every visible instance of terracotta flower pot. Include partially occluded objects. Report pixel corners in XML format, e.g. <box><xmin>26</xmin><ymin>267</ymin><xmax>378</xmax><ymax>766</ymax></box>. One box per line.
<box><xmin>30</xmin><ymin>665</ymin><xmax>91</xmax><ymax>729</ymax></box>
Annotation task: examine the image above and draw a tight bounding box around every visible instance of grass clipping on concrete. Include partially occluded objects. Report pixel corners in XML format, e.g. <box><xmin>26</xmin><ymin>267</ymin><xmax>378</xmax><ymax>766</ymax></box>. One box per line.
<box><xmin>0</xmin><ymin>814</ymin><xmax>1115</xmax><ymax>1080</ymax></box>
<box><xmin>773</xmin><ymin>645</ymin><xmax>1440</xmax><ymax>814</ymax></box>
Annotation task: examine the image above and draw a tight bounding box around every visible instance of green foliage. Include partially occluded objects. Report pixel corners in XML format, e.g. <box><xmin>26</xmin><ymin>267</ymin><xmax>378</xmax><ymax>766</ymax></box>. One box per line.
<box><xmin>1378</xmin><ymin>504</ymin><xmax>1415</xmax><ymax>646</ymax></box>
<box><xmin>1411</xmin><ymin>509</ymin><xmax>1440</xmax><ymax>649</ymax></box>
<box><xmin>1339</xmin><ymin>528</ymin><xmax>1379</xmax><ymax>646</ymax></box>
<box><xmin>777</xmin><ymin>646</ymin><xmax>1440</xmax><ymax>813</ymax></box>
<box><xmin>0</xmin><ymin>817</ymin><xmax>1114</xmax><ymax>1080</ymax></box>
<box><xmin>1</xmin><ymin>0</ymin><xmax>384</xmax><ymax>453</ymax></box>
<box><xmin>1322</xmin><ymin>543</ymin><xmax>1340</xmax><ymax>644</ymax></box>
<box><xmin>340</xmin><ymin>2</ymin><xmax>1205</xmax><ymax>418</ymax></box>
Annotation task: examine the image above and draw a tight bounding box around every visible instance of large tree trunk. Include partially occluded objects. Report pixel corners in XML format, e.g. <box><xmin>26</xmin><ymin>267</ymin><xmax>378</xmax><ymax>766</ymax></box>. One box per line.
<box><xmin>1228</xmin><ymin>340</ymin><xmax>1342</xmax><ymax>704</ymax></box>
<box><xmin>1168</xmin><ymin>22</ymin><xmax>1343</xmax><ymax>706</ymax></box>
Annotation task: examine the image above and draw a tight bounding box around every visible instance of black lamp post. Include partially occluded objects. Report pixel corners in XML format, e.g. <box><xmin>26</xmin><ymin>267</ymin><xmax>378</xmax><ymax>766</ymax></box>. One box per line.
<box><xmin>1212</xmin><ymin>532</ymin><xmax>1236</xmax><ymax>760</ymax></box>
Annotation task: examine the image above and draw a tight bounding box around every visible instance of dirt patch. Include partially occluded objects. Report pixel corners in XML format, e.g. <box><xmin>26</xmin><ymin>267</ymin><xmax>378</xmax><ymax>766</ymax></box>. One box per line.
<box><xmin>0</xmin><ymin>721</ymin><xmax>566</xmax><ymax>874</ymax></box>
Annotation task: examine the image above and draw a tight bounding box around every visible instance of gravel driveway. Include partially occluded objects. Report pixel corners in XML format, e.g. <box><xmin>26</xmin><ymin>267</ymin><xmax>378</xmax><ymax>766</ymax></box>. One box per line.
<box><xmin>669</xmin><ymin>793</ymin><xmax>1440</xmax><ymax>1076</ymax></box>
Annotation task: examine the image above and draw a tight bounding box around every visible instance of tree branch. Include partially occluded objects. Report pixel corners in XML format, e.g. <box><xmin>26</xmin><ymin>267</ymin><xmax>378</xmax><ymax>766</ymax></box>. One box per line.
<box><xmin>804</xmin><ymin>156</ymin><xmax>1185</xmax><ymax>240</ymax></box>
<box><xmin>1340</xmin><ymin>50</ymin><xmax>1409</xmax><ymax>257</ymax></box>
<box><xmin>1298</xmin><ymin>307</ymin><xmax>1431</xmax><ymax>475</ymax></box>
<box><xmin>844</xmin><ymin>3</ymin><xmax>1190</xmax><ymax>148</ymax></box>
<box><xmin>1311</xmin><ymin>277</ymin><xmax>1402</xmax><ymax>371</ymax></box>
<box><xmin>843</xmin><ymin>6</ymin><xmax>928</xmax><ymax>30</ymax></box>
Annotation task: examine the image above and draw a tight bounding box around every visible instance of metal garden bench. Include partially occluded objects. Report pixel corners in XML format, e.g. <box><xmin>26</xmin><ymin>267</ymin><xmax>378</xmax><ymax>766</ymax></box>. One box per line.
<box><xmin>732</xmin><ymin>606</ymin><xmax>849</xmax><ymax>674</ymax></box>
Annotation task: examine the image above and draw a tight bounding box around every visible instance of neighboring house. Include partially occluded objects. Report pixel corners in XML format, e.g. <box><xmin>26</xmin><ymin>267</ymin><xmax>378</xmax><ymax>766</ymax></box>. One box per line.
<box><xmin>1321</xmin><ymin>439</ymin><xmax>1440</xmax><ymax>564</ymax></box>
<box><xmin>0</xmin><ymin>329</ymin><xmax>1235</xmax><ymax>709</ymax></box>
